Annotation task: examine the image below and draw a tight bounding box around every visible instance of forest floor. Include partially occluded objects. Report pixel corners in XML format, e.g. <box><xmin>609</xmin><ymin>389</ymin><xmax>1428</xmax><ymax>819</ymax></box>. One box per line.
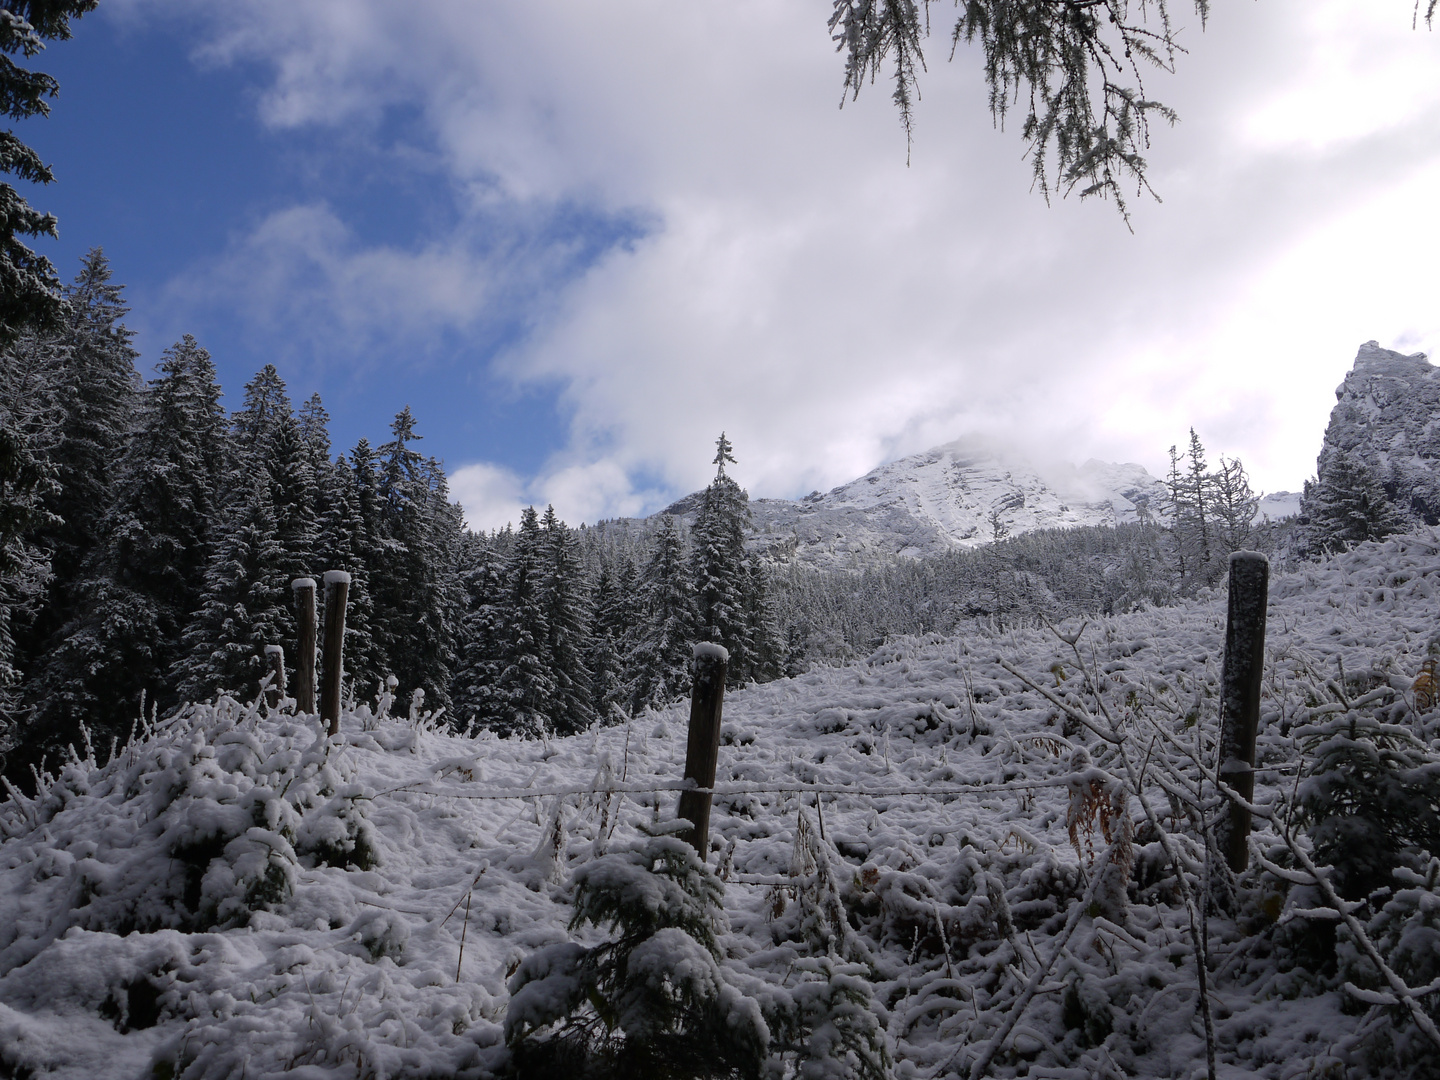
<box><xmin>4</xmin><ymin>531</ymin><xmax>1440</xmax><ymax>1079</ymax></box>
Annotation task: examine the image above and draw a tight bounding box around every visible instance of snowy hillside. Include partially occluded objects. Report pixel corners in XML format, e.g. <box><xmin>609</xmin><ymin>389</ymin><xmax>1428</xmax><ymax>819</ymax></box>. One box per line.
<box><xmin>667</xmin><ymin>441</ymin><xmax>1169</xmax><ymax>569</ymax></box>
<box><xmin>6</xmin><ymin>531</ymin><xmax>1440</xmax><ymax>1078</ymax></box>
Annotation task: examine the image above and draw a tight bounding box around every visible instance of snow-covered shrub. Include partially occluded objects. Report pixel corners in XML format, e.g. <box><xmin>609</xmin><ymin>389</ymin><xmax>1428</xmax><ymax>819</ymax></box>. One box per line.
<box><xmin>764</xmin><ymin>956</ymin><xmax>890</xmax><ymax>1080</ymax></box>
<box><xmin>294</xmin><ymin>785</ymin><xmax>379</xmax><ymax>871</ymax></box>
<box><xmin>1336</xmin><ymin>857</ymin><xmax>1440</xmax><ymax>1078</ymax></box>
<box><xmin>1297</xmin><ymin>710</ymin><xmax>1440</xmax><ymax>901</ymax></box>
<box><xmin>66</xmin><ymin>713</ymin><xmax>301</xmax><ymax>934</ymax></box>
<box><xmin>503</xmin><ymin>821</ymin><xmax>769</xmax><ymax>1079</ymax></box>
<box><xmin>1065</xmin><ymin>764</ymin><xmax>1134</xmax><ymax>922</ymax></box>
<box><xmin>757</xmin><ymin>813</ymin><xmax>891</xmax><ymax>1079</ymax></box>
<box><xmin>350</xmin><ymin>906</ymin><xmax>411</xmax><ymax>962</ymax></box>
<box><xmin>766</xmin><ymin>809</ymin><xmax>865</xmax><ymax>961</ymax></box>
<box><xmin>1058</xmin><ymin>957</ymin><xmax>1115</xmax><ymax>1050</ymax></box>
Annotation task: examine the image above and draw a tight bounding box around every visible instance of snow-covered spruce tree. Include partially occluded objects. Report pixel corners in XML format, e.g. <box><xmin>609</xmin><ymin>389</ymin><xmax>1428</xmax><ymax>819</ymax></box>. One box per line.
<box><xmin>368</xmin><ymin>408</ymin><xmax>462</xmax><ymax>712</ymax></box>
<box><xmin>0</xmin><ymin>0</ymin><xmax>98</xmax><ymax>345</ymax></box>
<box><xmin>1299</xmin><ymin>451</ymin><xmax>1408</xmax><ymax>558</ymax></box>
<box><xmin>12</xmin><ymin>336</ymin><xmax>228</xmax><ymax>780</ymax></box>
<box><xmin>343</xmin><ymin>436</ymin><xmax>388</xmax><ymax>695</ymax></box>
<box><xmin>1210</xmin><ymin>454</ymin><xmax>1259</xmax><ymax>558</ymax></box>
<box><xmin>450</xmin><ymin>532</ymin><xmax>509</xmax><ymax>731</ymax></box>
<box><xmin>493</xmin><ymin>506</ymin><xmax>558</xmax><ymax>736</ymax></box>
<box><xmin>0</xmin><ymin>324</ymin><xmax>58</xmax><ymax>738</ymax></box>
<box><xmin>171</xmin><ymin>476</ymin><xmax>291</xmax><ymax>704</ymax></box>
<box><xmin>230</xmin><ymin>364</ymin><xmax>317</xmax><ymax>589</ymax></box>
<box><xmin>629</xmin><ymin>514</ymin><xmax>697</xmax><ymax>712</ymax></box>
<box><xmin>1297</xmin><ymin>710</ymin><xmax>1440</xmax><ymax>902</ymax></box>
<box><xmin>15</xmin><ymin>250</ymin><xmax>138</xmax><ymax>672</ymax></box>
<box><xmin>585</xmin><ymin>557</ymin><xmax>634</xmax><ymax>724</ymax></box>
<box><xmin>504</xmin><ymin>823</ymin><xmax>768</xmax><ymax>1079</ymax></box>
<box><xmin>691</xmin><ymin>433</ymin><xmax>756</xmax><ymax>687</ymax></box>
<box><xmin>314</xmin><ymin>451</ymin><xmax>381</xmax><ymax>700</ymax></box>
<box><xmin>541</xmin><ymin>505</ymin><xmax>595</xmax><ymax>735</ymax></box>
<box><xmin>741</xmin><ymin>557</ymin><xmax>783</xmax><ymax>684</ymax></box>
<box><xmin>1164</xmin><ymin>430</ymin><xmax>1219</xmax><ymax>593</ymax></box>
<box><xmin>1340</xmin><ymin>856</ymin><xmax>1440</xmax><ymax>1078</ymax></box>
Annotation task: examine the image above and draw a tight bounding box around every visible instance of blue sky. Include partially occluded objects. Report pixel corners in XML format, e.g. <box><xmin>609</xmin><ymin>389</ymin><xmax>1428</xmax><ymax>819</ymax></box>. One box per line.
<box><xmin>25</xmin><ymin>9</ymin><xmax>644</xmax><ymax>483</ymax></box>
<box><xmin>18</xmin><ymin>2</ymin><xmax>1440</xmax><ymax>529</ymax></box>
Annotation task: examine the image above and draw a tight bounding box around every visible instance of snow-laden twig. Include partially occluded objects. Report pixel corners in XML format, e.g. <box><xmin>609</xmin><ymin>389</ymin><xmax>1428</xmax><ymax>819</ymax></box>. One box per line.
<box><xmin>950</xmin><ymin>845</ymin><xmax>1111</xmax><ymax>1080</ymax></box>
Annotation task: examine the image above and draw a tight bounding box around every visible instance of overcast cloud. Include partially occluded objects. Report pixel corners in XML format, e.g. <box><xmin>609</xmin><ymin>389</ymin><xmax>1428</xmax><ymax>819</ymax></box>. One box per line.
<box><xmin>123</xmin><ymin>0</ymin><xmax>1440</xmax><ymax>529</ymax></box>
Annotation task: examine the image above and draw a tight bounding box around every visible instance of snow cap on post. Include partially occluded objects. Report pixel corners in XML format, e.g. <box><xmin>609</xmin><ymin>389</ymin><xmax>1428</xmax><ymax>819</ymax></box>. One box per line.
<box><xmin>693</xmin><ymin>642</ymin><xmax>730</xmax><ymax>664</ymax></box>
<box><xmin>291</xmin><ymin>577</ymin><xmax>317</xmax><ymax>591</ymax></box>
<box><xmin>264</xmin><ymin>644</ymin><xmax>283</xmax><ymax>655</ymax></box>
<box><xmin>323</xmin><ymin>570</ymin><xmax>351</xmax><ymax>586</ymax></box>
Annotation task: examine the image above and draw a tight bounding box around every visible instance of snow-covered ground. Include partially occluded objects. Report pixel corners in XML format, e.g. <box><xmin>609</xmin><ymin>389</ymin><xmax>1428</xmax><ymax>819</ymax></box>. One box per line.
<box><xmin>5</xmin><ymin>531</ymin><xmax>1440</xmax><ymax>1079</ymax></box>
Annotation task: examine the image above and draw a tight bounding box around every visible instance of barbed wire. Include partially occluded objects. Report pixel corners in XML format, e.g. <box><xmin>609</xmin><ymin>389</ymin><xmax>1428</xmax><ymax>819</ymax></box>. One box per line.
<box><xmin>373</xmin><ymin>774</ymin><xmax>1086</xmax><ymax>802</ymax></box>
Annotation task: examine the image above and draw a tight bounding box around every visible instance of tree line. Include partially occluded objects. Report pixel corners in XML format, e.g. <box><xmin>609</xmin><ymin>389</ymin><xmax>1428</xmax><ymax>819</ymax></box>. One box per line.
<box><xmin>0</xmin><ymin>265</ymin><xmax>783</xmax><ymax>785</ymax></box>
<box><xmin>0</xmin><ymin>257</ymin><xmax>1421</xmax><ymax>786</ymax></box>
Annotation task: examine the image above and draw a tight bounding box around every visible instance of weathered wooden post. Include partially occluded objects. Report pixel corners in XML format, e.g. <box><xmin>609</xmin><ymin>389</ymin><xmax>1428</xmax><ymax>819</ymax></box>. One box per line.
<box><xmin>263</xmin><ymin>644</ymin><xmax>286</xmax><ymax>709</ymax></box>
<box><xmin>321</xmin><ymin>570</ymin><xmax>350</xmax><ymax>736</ymax></box>
<box><xmin>678</xmin><ymin>643</ymin><xmax>728</xmax><ymax>860</ymax></box>
<box><xmin>1216</xmin><ymin>551</ymin><xmax>1269</xmax><ymax>873</ymax></box>
<box><xmin>292</xmin><ymin>578</ymin><xmax>317</xmax><ymax>714</ymax></box>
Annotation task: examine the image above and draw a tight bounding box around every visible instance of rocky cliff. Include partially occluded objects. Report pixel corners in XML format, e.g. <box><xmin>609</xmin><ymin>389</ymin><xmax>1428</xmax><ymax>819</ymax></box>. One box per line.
<box><xmin>1315</xmin><ymin>341</ymin><xmax>1440</xmax><ymax>524</ymax></box>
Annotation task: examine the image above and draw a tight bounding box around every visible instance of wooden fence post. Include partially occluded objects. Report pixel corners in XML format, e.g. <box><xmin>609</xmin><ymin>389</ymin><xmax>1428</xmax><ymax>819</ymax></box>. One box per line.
<box><xmin>264</xmin><ymin>644</ymin><xmax>286</xmax><ymax>709</ymax></box>
<box><xmin>678</xmin><ymin>643</ymin><xmax>728</xmax><ymax>860</ymax></box>
<box><xmin>291</xmin><ymin>578</ymin><xmax>317</xmax><ymax>714</ymax></box>
<box><xmin>321</xmin><ymin>570</ymin><xmax>350</xmax><ymax>736</ymax></box>
<box><xmin>1217</xmin><ymin>551</ymin><xmax>1269</xmax><ymax>873</ymax></box>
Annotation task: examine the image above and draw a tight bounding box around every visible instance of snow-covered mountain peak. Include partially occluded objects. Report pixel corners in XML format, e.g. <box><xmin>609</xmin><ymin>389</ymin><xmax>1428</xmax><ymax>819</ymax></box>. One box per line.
<box><xmin>667</xmin><ymin>438</ymin><xmax>1169</xmax><ymax>570</ymax></box>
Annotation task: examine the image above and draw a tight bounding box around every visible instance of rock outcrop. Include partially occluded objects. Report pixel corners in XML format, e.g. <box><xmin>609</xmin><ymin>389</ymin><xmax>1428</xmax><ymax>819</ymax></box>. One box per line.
<box><xmin>1315</xmin><ymin>341</ymin><xmax>1440</xmax><ymax>524</ymax></box>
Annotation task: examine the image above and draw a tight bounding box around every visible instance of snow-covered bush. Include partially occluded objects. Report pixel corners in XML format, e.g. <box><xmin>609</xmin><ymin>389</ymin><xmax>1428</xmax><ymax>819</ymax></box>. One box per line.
<box><xmin>1336</xmin><ymin>857</ymin><xmax>1440</xmax><ymax>1078</ymax></box>
<box><xmin>349</xmin><ymin>906</ymin><xmax>410</xmax><ymax>962</ymax></box>
<box><xmin>764</xmin><ymin>957</ymin><xmax>889</xmax><ymax>1080</ymax></box>
<box><xmin>1298</xmin><ymin>710</ymin><xmax>1440</xmax><ymax>901</ymax></box>
<box><xmin>66</xmin><ymin>709</ymin><xmax>302</xmax><ymax>934</ymax></box>
<box><xmin>504</xmin><ymin>821</ymin><xmax>769</xmax><ymax>1078</ymax></box>
<box><xmin>294</xmin><ymin>786</ymin><xmax>379</xmax><ymax>871</ymax></box>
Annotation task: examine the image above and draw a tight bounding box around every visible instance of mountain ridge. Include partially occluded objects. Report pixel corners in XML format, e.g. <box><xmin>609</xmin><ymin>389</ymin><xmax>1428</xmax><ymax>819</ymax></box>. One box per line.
<box><xmin>661</xmin><ymin>439</ymin><xmax>1171</xmax><ymax>569</ymax></box>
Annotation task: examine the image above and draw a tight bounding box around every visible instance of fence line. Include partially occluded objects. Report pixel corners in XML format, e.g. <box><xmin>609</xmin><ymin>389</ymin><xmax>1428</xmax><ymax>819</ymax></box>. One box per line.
<box><xmin>374</xmin><ymin>774</ymin><xmax>1090</xmax><ymax>802</ymax></box>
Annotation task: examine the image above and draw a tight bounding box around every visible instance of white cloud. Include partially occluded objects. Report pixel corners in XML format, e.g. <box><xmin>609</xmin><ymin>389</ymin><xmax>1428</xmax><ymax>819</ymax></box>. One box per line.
<box><xmin>126</xmin><ymin>0</ymin><xmax>1440</xmax><ymax>516</ymax></box>
<box><xmin>448</xmin><ymin>461</ymin><xmax>526</xmax><ymax>533</ymax></box>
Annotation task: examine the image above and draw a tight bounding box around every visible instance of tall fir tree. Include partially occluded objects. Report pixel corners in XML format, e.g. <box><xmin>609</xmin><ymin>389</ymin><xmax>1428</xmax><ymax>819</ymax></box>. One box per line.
<box><xmin>22</xmin><ymin>250</ymin><xmax>138</xmax><ymax>644</ymax></box>
<box><xmin>1164</xmin><ymin>430</ymin><xmax>1224</xmax><ymax>594</ymax></box>
<box><xmin>494</xmin><ymin>506</ymin><xmax>557</xmax><ymax>736</ymax></box>
<box><xmin>369</xmin><ymin>408</ymin><xmax>462</xmax><ymax>711</ymax></box>
<box><xmin>450</xmin><ymin>531</ymin><xmax>509</xmax><ymax>730</ymax></box>
<box><xmin>1210</xmin><ymin>454</ymin><xmax>1259</xmax><ymax>557</ymax></box>
<box><xmin>316</xmin><ymin>453</ymin><xmax>380</xmax><ymax>705</ymax></box>
<box><xmin>587</xmin><ymin>555</ymin><xmax>638</xmax><ymax>723</ymax></box>
<box><xmin>231</xmin><ymin>364</ymin><xmax>317</xmax><ymax>587</ymax></box>
<box><xmin>539</xmin><ymin>505</ymin><xmax>594</xmax><ymax>734</ymax></box>
<box><xmin>629</xmin><ymin>515</ymin><xmax>697</xmax><ymax>711</ymax></box>
<box><xmin>0</xmin><ymin>323</ymin><xmax>56</xmax><ymax>735</ymax></box>
<box><xmin>1300</xmin><ymin>452</ymin><xmax>1408</xmax><ymax>556</ymax></box>
<box><xmin>171</xmin><ymin>476</ymin><xmax>289</xmax><ymax>703</ymax></box>
<box><xmin>690</xmin><ymin>433</ymin><xmax>755</xmax><ymax>686</ymax></box>
<box><xmin>10</xmin><ymin>336</ymin><xmax>228</xmax><ymax>782</ymax></box>
<box><xmin>343</xmin><ymin>438</ymin><xmax>387</xmax><ymax>698</ymax></box>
